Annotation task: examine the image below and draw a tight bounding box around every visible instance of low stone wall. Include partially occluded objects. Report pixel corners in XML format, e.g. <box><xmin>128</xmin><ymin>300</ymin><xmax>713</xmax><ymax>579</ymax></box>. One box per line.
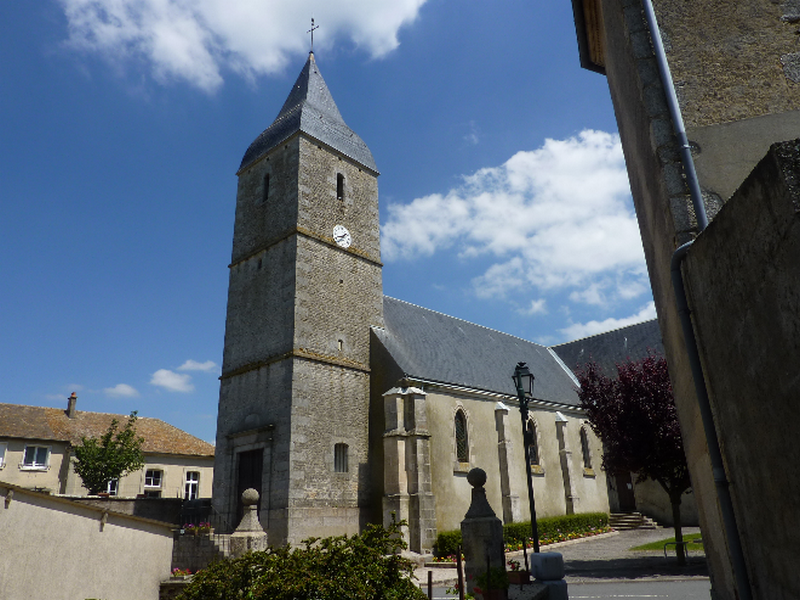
<box><xmin>0</xmin><ymin>482</ymin><xmax>173</xmax><ymax>600</ymax></box>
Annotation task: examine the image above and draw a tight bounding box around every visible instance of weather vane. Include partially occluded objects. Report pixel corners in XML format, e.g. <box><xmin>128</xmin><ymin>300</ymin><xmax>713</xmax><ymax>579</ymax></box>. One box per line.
<box><xmin>307</xmin><ymin>18</ymin><xmax>319</xmax><ymax>52</ymax></box>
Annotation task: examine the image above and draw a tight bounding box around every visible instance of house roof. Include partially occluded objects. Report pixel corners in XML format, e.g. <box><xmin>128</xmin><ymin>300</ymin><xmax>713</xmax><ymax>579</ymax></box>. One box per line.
<box><xmin>239</xmin><ymin>52</ymin><xmax>378</xmax><ymax>174</ymax></box>
<box><xmin>0</xmin><ymin>403</ymin><xmax>215</xmax><ymax>457</ymax></box>
<box><xmin>550</xmin><ymin>318</ymin><xmax>664</xmax><ymax>376</ymax></box>
<box><xmin>374</xmin><ymin>297</ymin><xmax>581</xmax><ymax>406</ymax></box>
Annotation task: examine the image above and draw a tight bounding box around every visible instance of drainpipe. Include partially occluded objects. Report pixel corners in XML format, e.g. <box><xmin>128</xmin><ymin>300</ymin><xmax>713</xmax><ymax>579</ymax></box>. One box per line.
<box><xmin>641</xmin><ymin>1</ymin><xmax>752</xmax><ymax>598</ymax></box>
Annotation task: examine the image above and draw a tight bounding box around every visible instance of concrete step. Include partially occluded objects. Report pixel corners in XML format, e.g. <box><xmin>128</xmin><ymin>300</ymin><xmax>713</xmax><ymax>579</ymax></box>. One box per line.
<box><xmin>609</xmin><ymin>512</ymin><xmax>660</xmax><ymax>530</ymax></box>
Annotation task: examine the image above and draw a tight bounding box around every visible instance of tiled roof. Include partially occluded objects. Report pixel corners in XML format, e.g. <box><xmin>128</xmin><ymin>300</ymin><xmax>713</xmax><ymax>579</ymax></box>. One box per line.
<box><xmin>375</xmin><ymin>297</ymin><xmax>581</xmax><ymax>406</ymax></box>
<box><xmin>0</xmin><ymin>403</ymin><xmax>214</xmax><ymax>457</ymax></box>
<box><xmin>550</xmin><ymin>318</ymin><xmax>664</xmax><ymax>376</ymax></box>
<box><xmin>239</xmin><ymin>52</ymin><xmax>378</xmax><ymax>174</ymax></box>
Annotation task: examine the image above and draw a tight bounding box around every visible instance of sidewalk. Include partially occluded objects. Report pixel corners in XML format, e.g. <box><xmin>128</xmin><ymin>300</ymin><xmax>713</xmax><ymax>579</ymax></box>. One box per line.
<box><xmin>413</xmin><ymin>527</ymin><xmax>709</xmax><ymax>597</ymax></box>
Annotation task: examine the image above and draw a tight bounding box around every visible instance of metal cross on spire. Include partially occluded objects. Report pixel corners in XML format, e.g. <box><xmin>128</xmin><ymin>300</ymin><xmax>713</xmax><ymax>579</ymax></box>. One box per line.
<box><xmin>307</xmin><ymin>18</ymin><xmax>319</xmax><ymax>52</ymax></box>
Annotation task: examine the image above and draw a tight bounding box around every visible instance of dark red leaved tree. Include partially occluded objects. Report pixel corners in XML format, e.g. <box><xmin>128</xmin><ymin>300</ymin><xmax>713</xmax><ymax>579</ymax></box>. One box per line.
<box><xmin>577</xmin><ymin>355</ymin><xmax>691</xmax><ymax>565</ymax></box>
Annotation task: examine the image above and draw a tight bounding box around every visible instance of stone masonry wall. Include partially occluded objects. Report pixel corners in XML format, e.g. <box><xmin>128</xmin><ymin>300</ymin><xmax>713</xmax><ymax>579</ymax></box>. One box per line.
<box><xmin>684</xmin><ymin>140</ymin><xmax>800</xmax><ymax>599</ymax></box>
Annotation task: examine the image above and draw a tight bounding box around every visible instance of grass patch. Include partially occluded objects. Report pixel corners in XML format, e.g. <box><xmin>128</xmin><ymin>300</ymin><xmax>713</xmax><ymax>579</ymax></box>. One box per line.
<box><xmin>631</xmin><ymin>532</ymin><xmax>704</xmax><ymax>552</ymax></box>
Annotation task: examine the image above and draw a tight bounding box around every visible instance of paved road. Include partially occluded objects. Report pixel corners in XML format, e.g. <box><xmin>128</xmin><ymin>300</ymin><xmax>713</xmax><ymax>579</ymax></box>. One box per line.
<box><xmin>415</xmin><ymin>527</ymin><xmax>711</xmax><ymax>599</ymax></box>
<box><xmin>570</xmin><ymin>579</ymin><xmax>711</xmax><ymax>599</ymax></box>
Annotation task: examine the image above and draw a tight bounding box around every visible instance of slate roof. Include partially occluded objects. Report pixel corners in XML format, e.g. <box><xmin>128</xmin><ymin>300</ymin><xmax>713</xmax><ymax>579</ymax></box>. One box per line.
<box><xmin>375</xmin><ymin>297</ymin><xmax>581</xmax><ymax>406</ymax></box>
<box><xmin>0</xmin><ymin>403</ymin><xmax>215</xmax><ymax>457</ymax></box>
<box><xmin>550</xmin><ymin>318</ymin><xmax>664</xmax><ymax>376</ymax></box>
<box><xmin>239</xmin><ymin>52</ymin><xmax>378</xmax><ymax>174</ymax></box>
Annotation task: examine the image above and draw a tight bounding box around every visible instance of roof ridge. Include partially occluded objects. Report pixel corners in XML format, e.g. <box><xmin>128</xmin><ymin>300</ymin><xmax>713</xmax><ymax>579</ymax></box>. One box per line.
<box><xmin>550</xmin><ymin>317</ymin><xmax>659</xmax><ymax>348</ymax></box>
<box><xmin>384</xmin><ymin>296</ymin><xmax>547</xmax><ymax>348</ymax></box>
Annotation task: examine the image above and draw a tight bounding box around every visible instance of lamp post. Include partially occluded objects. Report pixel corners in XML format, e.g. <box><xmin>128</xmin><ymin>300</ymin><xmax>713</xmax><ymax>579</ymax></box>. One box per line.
<box><xmin>512</xmin><ymin>361</ymin><xmax>540</xmax><ymax>553</ymax></box>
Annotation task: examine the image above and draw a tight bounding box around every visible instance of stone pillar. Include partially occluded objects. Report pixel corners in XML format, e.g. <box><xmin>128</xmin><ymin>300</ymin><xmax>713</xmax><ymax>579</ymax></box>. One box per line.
<box><xmin>531</xmin><ymin>552</ymin><xmax>568</xmax><ymax>600</ymax></box>
<box><xmin>382</xmin><ymin>384</ymin><xmax>436</xmax><ymax>554</ymax></box>
<box><xmin>461</xmin><ymin>468</ymin><xmax>507</xmax><ymax>600</ymax></box>
<box><xmin>494</xmin><ymin>402</ymin><xmax>521</xmax><ymax>524</ymax></box>
<box><xmin>555</xmin><ymin>412</ymin><xmax>576</xmax><ymax>514</ymax></box>
<box><xmin>230</xmin><ymin>488</ymin><xmax>268</xmax><ymax>558</ymax></box>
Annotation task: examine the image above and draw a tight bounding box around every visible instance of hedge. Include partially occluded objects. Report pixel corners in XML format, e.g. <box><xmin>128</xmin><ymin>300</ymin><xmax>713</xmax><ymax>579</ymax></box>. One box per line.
<box><xmin>433</xmin><ymin>512</ymin><xmax>609</xmax><ymax>558</ymax></box>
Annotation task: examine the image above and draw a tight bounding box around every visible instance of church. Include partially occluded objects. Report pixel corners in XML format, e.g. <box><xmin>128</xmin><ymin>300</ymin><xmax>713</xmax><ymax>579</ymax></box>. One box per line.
<box><xmin>211</xmin><ymin>52</ymin><xmax>620</xmax><ymax>552</ymax></box>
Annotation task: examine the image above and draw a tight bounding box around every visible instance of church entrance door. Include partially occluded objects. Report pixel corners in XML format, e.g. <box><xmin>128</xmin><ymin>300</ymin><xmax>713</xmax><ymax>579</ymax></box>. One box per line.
<box><xmin>236</xmin><ymin>449</ymin><xmax>263</xmax><ymax>525</ymax></box>
<box><xmin>615</xmin><ymin>472</ymin><xmax>636</xmax><ymax>512</ymax></box>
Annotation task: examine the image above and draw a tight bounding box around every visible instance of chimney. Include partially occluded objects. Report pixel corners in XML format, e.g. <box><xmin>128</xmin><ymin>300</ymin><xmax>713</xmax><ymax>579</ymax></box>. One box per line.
<box><xmin>66</xmin><ymin>392</ymin><xmax>77</xmax><ymax>418</ymax></box>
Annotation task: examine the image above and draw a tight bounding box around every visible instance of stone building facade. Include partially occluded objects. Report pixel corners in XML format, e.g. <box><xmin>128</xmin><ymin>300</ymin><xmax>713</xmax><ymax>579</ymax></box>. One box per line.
<box><xmin>572</xmin><ymin>1</ymin><xmax>800</xmax><ymax>597</ymax></box>
<box><xmin>213</xmin><ymin>52</ymin><xmax>611</xmax><ymax>551</ymax></box>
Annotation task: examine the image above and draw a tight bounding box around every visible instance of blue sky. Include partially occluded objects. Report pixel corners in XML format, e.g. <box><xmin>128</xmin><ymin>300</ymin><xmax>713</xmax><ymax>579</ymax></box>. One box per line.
<box><xmin>1</xmin><ymin>1</ymin><xmax>654</xmax><ymax>443</ymax></box>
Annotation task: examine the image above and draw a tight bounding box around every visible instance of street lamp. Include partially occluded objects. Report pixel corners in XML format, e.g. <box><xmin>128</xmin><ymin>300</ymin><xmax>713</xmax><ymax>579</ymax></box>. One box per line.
<box><xmin>512</xmin><ymin>361</ymin><xmax>540</xmax><ymax>553</ymax></box>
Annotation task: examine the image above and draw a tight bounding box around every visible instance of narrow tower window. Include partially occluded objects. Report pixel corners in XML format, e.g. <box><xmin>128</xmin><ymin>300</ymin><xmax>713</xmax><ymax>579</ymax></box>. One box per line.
<box><xmin>337</xmin><ymin>173</ymin><xmax>345</xmax><ymax>201</ymax></box>
<box><xmin>334</xmin><ymin>443</ymin><xmax>349</xmax><ymax>473</ymax></box>
<box><xmin>455</xmin><ymin>410</ymin><xmax>469</xmax><ymax>463</ymax></box>
<box><xmin>263</xmin><ymin>173</ymin><xmax>270</xmax><ymax>202</ymax></box>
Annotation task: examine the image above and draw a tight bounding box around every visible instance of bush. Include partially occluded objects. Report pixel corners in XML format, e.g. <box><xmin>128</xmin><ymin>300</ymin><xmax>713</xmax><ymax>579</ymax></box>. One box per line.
<box><xmin>433</xmin><ymin>529</ymin><xmax>462</xmax><ymax>558</ymax></box>
<box><xmin>433</xmin><ymin>512</ymin><xmax>610</xmax><ymax>558</ymax></box>
<box><xmin>178</xmin><ymin>519</ymin><xmax>426</xmax><ymax>600</ymax></box>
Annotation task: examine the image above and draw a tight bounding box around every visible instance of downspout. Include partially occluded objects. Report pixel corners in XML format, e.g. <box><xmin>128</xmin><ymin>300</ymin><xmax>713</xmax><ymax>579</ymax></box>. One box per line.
<box><xmin>640</xmin><ymin>1</ymin><xmax>752</xmax><ymax>598</ymax></box>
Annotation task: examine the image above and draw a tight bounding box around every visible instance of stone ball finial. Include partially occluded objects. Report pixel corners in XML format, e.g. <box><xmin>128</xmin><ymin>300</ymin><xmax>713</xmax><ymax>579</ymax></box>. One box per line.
<box><xmin>242</xmin><ymin>488</ymin><xmax>260</xmax><ymax>505</ymax></box>
<box><xmin>467</xmin><ymin>468</ymin><xmax>487</xmax><ymax>489</ymax></box>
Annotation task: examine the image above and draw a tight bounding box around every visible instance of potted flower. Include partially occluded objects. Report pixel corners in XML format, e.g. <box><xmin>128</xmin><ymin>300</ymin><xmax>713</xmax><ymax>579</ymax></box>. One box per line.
<box><xmin>171</xmin><ymin>568</ymin><xmax>193</xmax><ymax>580</ymax></box>
<box><xmin>506</xmin><ymin>559</ymin><xmax>530</xmax><ymax>585</ymax></box>
<box><xmin>473</xmin><ymin>566</ymin><xmax>509</xmax><ymax>600</ymax></box>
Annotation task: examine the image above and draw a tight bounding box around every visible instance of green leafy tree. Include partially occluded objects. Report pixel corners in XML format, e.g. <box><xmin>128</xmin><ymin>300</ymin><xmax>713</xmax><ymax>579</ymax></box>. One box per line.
<box><xmin>178</xmin><ymin>518</ymin><xmax>426</xmax><ymax>600</ymax></box>
<box><xmin>72</xmin><ymin>411</ymin><xmax>145</xmax><ymax>495</ymax></box>
<box><xmin>577</xmin><ymin>355</ymin><xmax>691</xmax><ymax>565</ymax></box>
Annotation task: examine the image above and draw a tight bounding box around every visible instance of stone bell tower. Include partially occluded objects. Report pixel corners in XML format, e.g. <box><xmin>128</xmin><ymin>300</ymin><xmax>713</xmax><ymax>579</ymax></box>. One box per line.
<box><xmin>213</xmin><ymin>52</ymin><xmax>383</xmax><ymax>545</ymax></box>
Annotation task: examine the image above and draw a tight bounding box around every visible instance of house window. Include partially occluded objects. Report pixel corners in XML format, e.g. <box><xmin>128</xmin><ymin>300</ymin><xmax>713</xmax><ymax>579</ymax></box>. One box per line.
<box><xmin>526</xmin><ymin>419</ymin><xmax>540</xmax><ymax>466</ymax></box>
<box><xmin>0</xmin><ymin>442</ymin><xmax>6</xmax><ymax>469</ymax></box>
<box><xmin>106</xmin><ymin>478</ymin><xmax>119</xmax><ymax>496</ymax></box>
<box><xmin>21</xmin><ymin>445</ymin><xmax>49</xmax><ymax>470</ymax></box>
<box><xmin>334</xmin><ymin>443</ymin><xmax>349</xmax><ymax>473</ymax></box>
<box><xmin>336</xmin><ymin>173</ymin><xmax>345</xmax><ymax>201</ymax></box>
<box><xmin>455</xmin><ymin>410</ymin><xmax>469</xmax><ymax>463</ymax></box>
<box><xmin>145</xmin><ymin>469</ymin><xmax>163</xmax><ymax>489</ymax></box>
<box><xmin>580</xmin><ymin>427</ymin><xmax>593</xmax><ymax>470</ymax></box>
<box><xmin>185</xmin><ymin>471</ymin><xmax>200</xmax><ymax>500</ymax></box>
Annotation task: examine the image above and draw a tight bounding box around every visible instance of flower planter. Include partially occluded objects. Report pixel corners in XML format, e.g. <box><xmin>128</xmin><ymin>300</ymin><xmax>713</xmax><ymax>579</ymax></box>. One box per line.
<box><xmin>507</xmin><ymin>570</ymin><xmax>530</xmax><ymax>585</ymax></box>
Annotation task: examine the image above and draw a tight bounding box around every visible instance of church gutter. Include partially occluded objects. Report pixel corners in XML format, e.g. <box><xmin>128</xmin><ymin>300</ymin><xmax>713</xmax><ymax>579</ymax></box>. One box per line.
<box><xmin>402</xmin><ymin>375</ymin><xmax>583</xmax><ymax>414</ymax></box>
<box><xmin>642</xmin><ymin>1</ymin><xmax>752</xmax><ymax>597</ymax></box>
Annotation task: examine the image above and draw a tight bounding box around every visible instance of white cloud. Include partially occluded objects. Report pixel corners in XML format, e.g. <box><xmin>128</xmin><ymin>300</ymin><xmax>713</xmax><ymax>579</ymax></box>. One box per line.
<box><xmin>178</xmin><ymin>359</ymin><xmax>218</xmax><ymax>372</ymax></box>
<box><xmin>150</xmin><ymin>368</ymin><xmax>194</xmax><ymax>392</ymax></box>
<box><xmin>558</xmin><ymin>302</ymin><xmax>658</xmax><ymax>341</ymax></box>
<box><xmin>521</xmin><ymin>298</ymin><xmax>547</xmax><ymax>315</ymax></box>
<box><xmin>382</xmin><ymin>130</ymin><xmax>648</xmax><ymax>307</ymax></box>
<box><xmin>104</xmin><ymin>383</ymin><xmax>140</xmax><ymax>397</ymax></box>
<box><xmin>58</xmin><ymin>0</ymin><xmax>428</xmax><ymax>91</ymax></box>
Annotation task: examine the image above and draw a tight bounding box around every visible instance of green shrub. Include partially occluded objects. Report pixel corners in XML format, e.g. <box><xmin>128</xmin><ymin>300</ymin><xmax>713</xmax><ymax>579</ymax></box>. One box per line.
<box><xmin>177</xmin><ymin>519</ymin><xmax>426</xmax><ymax>600</ymax></box>
<box><xmin>433</xmin><ymin>512</ymin><xmax>610</xmax><ymax>558</ymax></box>
<box><xmin>433</xmin><ymin>529</ymin><xmax>462</xmax><ymax>558</ymax></box>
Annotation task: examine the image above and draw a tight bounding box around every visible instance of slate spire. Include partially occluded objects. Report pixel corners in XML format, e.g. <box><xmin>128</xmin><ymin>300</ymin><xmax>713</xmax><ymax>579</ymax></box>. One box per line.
<box><xmin>239</xmin><ymin>52</ymin><xmax>377</xmax><ymax>173</ymax></box>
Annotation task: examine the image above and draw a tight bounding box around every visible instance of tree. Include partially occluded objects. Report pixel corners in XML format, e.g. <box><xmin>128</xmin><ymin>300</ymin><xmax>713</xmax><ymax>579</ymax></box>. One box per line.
<box><xmin>577</xmin><ymin>355</ymin><xmax>691</xmax><ymax>565</ymax></box>
<box><xmin>72</xmin><ymin>411</ymin><xmax>145</xmax><ymax>495</ymax></box>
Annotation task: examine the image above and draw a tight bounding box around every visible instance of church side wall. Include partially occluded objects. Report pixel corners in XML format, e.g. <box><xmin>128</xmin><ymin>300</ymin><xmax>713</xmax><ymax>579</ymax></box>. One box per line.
<box><xmin>424</xmin><ymin>390</ymin><xmax>607</xmax><ymax>534</ymax></box>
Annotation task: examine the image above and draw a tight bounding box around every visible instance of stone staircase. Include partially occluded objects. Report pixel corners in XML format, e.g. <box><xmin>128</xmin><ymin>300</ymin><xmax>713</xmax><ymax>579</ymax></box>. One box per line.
<box><xmin>609</xmin><ymin>511</ymin><xmax>659</xmax><ymax>530</ymax></box>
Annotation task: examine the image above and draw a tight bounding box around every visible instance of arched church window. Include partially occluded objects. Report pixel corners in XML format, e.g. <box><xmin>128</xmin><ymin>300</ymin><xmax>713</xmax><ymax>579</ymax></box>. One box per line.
<box><xmin>455</xmin><ymin>410</ymin><xmax>469</xmax><ymax>463</ymax></box>
<box><xmin>526</xmin><ymin>419</ymin><xmax>540</xmax><ymax>466</ymax></box>
<box><xmin>337</xmin><ymin>173</ymin><xmax>345</xmax><ymax>201</ymax></box>
<box><xmin>334</xmin><ymin>443</ymin><xmax>349</xmax><ymax>473</ymax></box>
<box><xmin>580</xmin><ymin>427</ymin><xmax>592</xmax><ymax>470</ymax></box>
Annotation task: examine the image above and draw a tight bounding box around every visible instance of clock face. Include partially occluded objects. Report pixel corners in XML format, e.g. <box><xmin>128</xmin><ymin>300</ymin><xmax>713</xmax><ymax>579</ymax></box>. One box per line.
<box><xmin>333</xmin><ymin>224</ymin><xmax>352</xmax><ymax>248</ymax></box>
